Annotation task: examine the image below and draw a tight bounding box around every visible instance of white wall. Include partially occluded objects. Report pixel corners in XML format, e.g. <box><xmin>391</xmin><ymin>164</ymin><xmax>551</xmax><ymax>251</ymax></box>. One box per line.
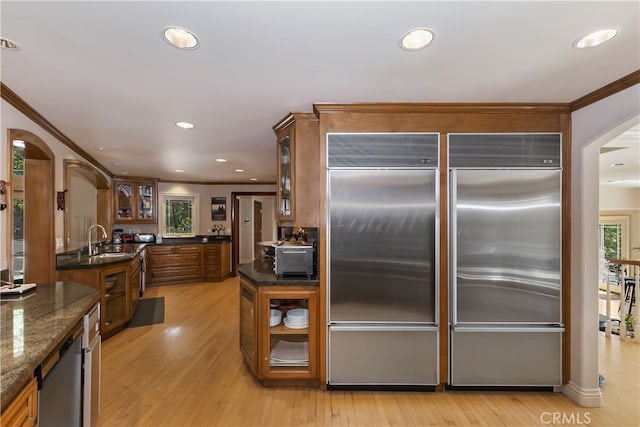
<box><xmin>1</xmin><ymin>99</ymin><xmax>110</xmax><ymax>271</ymax></box>
<box><xmin>155</xmin><ymin>182</ymin><xmax>275</xmax><ymax>237</ymax></box>
<box><xmin>600</xmin><ymin>186</ymin><xmax>640</xmax><ymax>257</ymax></box>
<box><xmin>67</xmin><ymin>171</ymin><xmax>98</xmax><ymax>250</ymax></box>
<box><xmin>566</xmin><ymin>84</ymin><xmax>640</xmax><ymax>407</ymax></box>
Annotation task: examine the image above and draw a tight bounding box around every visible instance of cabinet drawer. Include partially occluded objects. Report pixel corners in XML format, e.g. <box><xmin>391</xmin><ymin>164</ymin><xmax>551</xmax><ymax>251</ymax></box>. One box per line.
<box><xmin>151</xmin><ymin>253</ymin><xmax>201</xmax><ymax>268</ymax></box>
<box><xmin>204</xmin><ymin>245</ymin><xmax>220</xmax><ymax>256</ymax></box>
<box><xmin>150</xmin><ymin>265</ymin><xmax>201</xmax><ymax>282</ymax></box>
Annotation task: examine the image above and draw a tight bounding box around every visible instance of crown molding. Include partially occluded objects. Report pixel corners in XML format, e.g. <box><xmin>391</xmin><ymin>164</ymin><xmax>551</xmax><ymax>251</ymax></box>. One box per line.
<box><xmin>570</xmin><ymin>70</ymin><xmax>640</xmax><ymax>112</ymax></box>
<box><xmin>1</xmin><ymin>81</ymin><xmax>114</xmax><ymax>178</ymax></box>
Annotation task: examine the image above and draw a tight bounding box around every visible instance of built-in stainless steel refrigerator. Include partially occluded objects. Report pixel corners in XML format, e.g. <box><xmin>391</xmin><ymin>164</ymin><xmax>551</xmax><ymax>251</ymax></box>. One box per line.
<box><xmin>448</xmin><ymin>133</ymin><xmax>564</xmax><ymax>387</ymax></box>
<box><xmin>327</xmin><ymin>133</ymin><xmax>439</xmax><ymax>386</ymax></box>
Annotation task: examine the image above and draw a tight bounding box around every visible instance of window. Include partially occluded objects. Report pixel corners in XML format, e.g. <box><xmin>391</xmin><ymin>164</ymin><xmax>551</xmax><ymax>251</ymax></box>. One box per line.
<box><xmin>160</xmin><ymin>193</ymin><xmax>199</xmax><ymax>237</ymax></box>
<box><xmin>598</xmin><ymin>215</ymin><xmax>629</xmax><ymax>285</ymax></box>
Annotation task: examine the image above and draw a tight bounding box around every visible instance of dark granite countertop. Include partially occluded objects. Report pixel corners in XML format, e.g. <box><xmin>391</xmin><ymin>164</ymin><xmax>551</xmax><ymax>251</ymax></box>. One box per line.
<box><xmin>56</xmin><ymin>243</ymin><xmax>147</xmax><ymax>270</ymax></box>
<box><xmin>238</xmin><ymin>258</ymin><xmax>319</xmax><ymax>286</ymax></box>
<box><xmin>154</xmin><ymin>235</ymin><xmax>231</xmax><ymax>245</ymax></box>
<box><xmin>0</xmin><ymin>281</ymin><xmax>100</xmax><ymax>410</ymax></box>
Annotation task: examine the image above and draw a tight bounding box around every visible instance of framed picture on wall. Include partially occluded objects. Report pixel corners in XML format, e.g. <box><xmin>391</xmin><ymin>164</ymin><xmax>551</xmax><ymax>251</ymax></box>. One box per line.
<box><xmin>212</xmin><ymin>197</ymin><xmax>226</xmax><ymax>220</ymax></box>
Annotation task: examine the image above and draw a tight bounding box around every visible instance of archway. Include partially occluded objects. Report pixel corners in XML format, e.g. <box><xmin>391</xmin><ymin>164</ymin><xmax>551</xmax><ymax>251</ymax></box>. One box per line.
<box><xmin>63</xmin><ymin>159</ymin><xmax>111</xmax><ymax>250</ymax></box>
<box><xmin>6</xmin><ymin>129</ymin><xmax>55</xmax><ymax>283</ymax></box>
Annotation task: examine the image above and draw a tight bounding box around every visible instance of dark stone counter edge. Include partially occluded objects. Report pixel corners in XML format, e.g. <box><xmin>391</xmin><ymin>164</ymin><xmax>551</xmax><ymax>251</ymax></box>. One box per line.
<box><xmin>56</xmin><ymin>243</ymin><xmax>148</xmax><ymax>270</ymax></box>
<box><xmin>238</xmin><ymin>259</ymin><xmax>319</xmax><ymax>286</ymax></box>
<box><xmin>1</xmin><ymin>283</ymin><xmax>100</xmax><ymax>410</ymax></box>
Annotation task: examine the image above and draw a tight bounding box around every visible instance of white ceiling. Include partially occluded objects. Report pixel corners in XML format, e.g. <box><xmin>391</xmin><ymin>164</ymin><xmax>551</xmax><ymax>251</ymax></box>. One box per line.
<box><xmin>1</xmin><ymin>1</ymin><xmax>639</xmax><ymax>184</ymax></box>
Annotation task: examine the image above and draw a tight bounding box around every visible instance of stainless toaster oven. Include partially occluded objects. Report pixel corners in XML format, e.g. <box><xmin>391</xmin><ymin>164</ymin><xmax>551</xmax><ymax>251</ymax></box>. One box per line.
<box><xmin>274</xmin><ymin>243</ymin><xmax>314</xmax><ymax>278</ymax></box>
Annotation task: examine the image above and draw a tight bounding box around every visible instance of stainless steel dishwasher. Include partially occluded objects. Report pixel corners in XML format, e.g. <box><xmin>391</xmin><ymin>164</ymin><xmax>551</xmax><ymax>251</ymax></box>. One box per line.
<box><xmin>38</xmin><ymin>323</ymin><xmax>84</xmax><ymax>426</ymax></box>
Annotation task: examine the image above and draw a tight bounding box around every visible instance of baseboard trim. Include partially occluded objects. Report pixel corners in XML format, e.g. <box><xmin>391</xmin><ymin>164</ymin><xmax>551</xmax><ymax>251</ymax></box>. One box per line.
<box><xmin>562</xmin><ymin>381</ymin><xmax>603</xmax><ymax>407</ymax></box>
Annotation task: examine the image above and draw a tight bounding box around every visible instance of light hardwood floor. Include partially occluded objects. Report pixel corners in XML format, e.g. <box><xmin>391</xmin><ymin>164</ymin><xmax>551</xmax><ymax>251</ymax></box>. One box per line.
<box><xmin>98</xmin><ymin>278</ymin><xmax>639</xmax><ymax>427</ymax></box>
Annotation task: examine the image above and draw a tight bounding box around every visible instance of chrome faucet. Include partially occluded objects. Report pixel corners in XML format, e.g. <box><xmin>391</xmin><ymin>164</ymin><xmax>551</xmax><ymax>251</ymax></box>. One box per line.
<box><xmin>88</xmin><ymin>224</ymin><xmax>108</xmax><ymax>256</ymax></box>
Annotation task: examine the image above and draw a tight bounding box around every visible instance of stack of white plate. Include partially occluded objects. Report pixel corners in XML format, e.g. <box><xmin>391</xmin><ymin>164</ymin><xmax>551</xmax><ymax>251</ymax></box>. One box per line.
<box><xmin>270</xmin><ymin>340</ymin><xmax>309</xmax><ymax>366</ymax></box>
<box><xmin>284</xmin><ymin>308</ymin><xmax>308</xmax><ymax>329</ymax></box>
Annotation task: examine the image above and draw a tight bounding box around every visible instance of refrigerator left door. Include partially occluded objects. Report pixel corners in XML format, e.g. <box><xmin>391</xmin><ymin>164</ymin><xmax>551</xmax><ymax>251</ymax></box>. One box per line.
<box><xmin>329</xmin><ymin>169</ymin><xmax>437</xmax><ymax>323</ymax></box>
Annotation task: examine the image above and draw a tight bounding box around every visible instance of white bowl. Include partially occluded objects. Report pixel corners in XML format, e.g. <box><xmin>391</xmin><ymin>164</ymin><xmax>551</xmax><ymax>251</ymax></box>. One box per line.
<box><xmin>286</xmin><ymin>308</ymin><xmax>308</xmax><ymax>325</ymax></box>
<box><xmin>270</xmin><ymin>309</ymin><xmax>282</xmax><ymax>327</ymax></box>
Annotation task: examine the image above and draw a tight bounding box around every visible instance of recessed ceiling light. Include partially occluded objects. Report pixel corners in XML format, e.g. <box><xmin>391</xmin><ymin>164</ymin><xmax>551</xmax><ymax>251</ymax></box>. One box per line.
<box><xmin>249</xmin><ymin>178</ymin><xmax>258</xmax><ymax>181</ymax></box>
<box><xmin>121</xmin><ymin>171</ymin><xmax>129</xmax><ymax>175</ymax></box>
<box><xmin>1</xmin><ymin>37</ymin><xmax>19</xmax><ymax>50</ymax></box>
<box><xmin>215</xmin><ymin>158</ymin><xmax>227</xmax><ymax>163</ymax></box>
<box><xmin>97</xmin><ymin>147</ymin><xmax>105</xmax><ymax>151</ymax></box>
<box><xmin>163</xmin><ymin>27</ymin><xmax>199</xmax><ymax>50</ymax></box>
<box><xmin>175</xmin><ymin>121</ymin><xmax>194</xmax><ymax>129</ymax></box>
<box><xmin>235</xmin><ymin>169</ymin><xmax>244</xmax><ymax>173</ymax></box>
<box><xmin>574</xmin><ymin>28</ymin><xmax>619</xmax><ymax>49</ymax></box>
<box><xmin>400</xmin><ymin>28</ymin><xmax>434</xmax><ymax>51</ymax></box>
<box><xmin>174</xmin><ymin>169</ymin><xmax>185</xmax><ymax>173</ymax></box>
<box><xmin>113</xmin><ymin>162</ymin><xmax>121</xmax><ymax>166</ymax></box>
<box><xmin>610</xmin><ymin>162</ymin><xmax>624</xmax><ymax>167</ymax></box>
<box><xmin>12</xmin><ymin>139</ymin><xmax>25</xmax><ymax>148</ymax></box>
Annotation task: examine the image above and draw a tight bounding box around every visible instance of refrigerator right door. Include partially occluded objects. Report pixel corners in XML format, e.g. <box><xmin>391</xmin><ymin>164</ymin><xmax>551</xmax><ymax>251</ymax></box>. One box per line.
<box><xmin>448</xmin><ymin>133</ymin><xmax>563</xmax><ymax>387</ymax></box>
<box><xmin>451</xmin><ymin>169</ymin><xmax>562</xmax><ymax>324</ymax></box>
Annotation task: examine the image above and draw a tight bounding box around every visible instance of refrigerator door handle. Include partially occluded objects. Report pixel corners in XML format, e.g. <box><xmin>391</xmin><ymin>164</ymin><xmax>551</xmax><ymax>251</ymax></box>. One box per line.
<box><xmin>452</xmin><ymin>326</ymin><xmax>564</xmax><ymax>333</ymax></box>
<box><xmin>329</xmin><ymin>324</ymin><xmax>439</xmax><ymax>332</ymax></box>
<box><xmin>449</xmin><ymin>169</ymin><xmax>457</xmax><ymax>325</ymax></box>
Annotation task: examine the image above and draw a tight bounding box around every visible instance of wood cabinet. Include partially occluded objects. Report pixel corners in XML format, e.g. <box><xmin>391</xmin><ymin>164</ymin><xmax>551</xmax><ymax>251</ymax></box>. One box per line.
<box><xmin>1</xmin><ymin>377</ymin><xmax>37</xmax><ymax>427</ymax></box>
<box><xmin>102</xmin><ymin>264</ymin><xmax>129</xmax><ymax>335</ymax></box>
<box><xmin>147</xmin><ymin>243</ymin><xmax>231</xmax><ymax>285</ymax></box>
<box><xmin>239</xmin><ymin>278</ymin><xmax>258</xmax><ymax>375</ymax></box>
<box><xmin>129</xmin><ymin>255</ymin><xmax>141</xmax><ymax>315</ymax></box>
<box><xmin>57</xmin><ymin>253</ymin><xmax>141</xmax><ymax>338</ymax></box>
<box><xmin>113</xmin><ymin>178</ymin><xmax>157</xmax><ymax>223</ymax></box>
<box><xmin>273</xmin><ymin>112</ymin><xmax>320</xmax><ymax>227</ymax></box>
<box><xmin>202</xmin><ymin>242</ymin><xmax>230</xmax><ymax>282</ymax></box>
<box><xmin>239</xmin><ymin>279</ymin><xmax>319</xmax><ymax>385</ymax></box>
<box><xmin>147</xmin><ymin>244</ymin><xmax>202</xmax><ymax>285</ymax></box>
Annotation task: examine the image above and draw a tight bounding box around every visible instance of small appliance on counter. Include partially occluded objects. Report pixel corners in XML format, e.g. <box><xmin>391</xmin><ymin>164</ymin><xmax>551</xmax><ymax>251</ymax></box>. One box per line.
<box><xmin>134</xmin><ymin>233</ymin><xmax>155</xmax><ymax>243</ymax></box>
<box><xmin>112</xmin><ymin>228</ymin><xmax>123</xmax><ymax>244</ymax></box>
<box><xmin>274</xmin><ymin>242</ymin><xmax>314</xmax><ymax>278</ymax></box>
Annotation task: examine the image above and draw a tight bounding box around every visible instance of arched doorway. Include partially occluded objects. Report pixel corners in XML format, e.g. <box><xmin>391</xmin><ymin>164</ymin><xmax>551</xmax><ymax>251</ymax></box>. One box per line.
<box><xmin>6</xmin><ymin>129</ymin><xmax>55</xmax><ymax>284</ymax></box>
<box><xmin>63</xmin><ymin>159</ymin><xmax>111</xmax><ymax>251</ymax></box>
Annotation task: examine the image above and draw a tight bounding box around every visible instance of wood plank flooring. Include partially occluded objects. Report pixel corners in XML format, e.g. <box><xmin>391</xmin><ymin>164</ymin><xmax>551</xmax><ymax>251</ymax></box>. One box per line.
<box><xmin>98</xmin><ymin>278</ymin><xmax>639</xmax><ymax>427</ymax></box>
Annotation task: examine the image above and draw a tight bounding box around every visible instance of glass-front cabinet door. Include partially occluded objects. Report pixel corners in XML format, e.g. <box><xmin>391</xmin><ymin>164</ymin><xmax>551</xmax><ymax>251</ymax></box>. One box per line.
<box><xmin>277</xmin><ymin>135</ymin><xmax>294</xmax><ymax>221</ymax></box>
<box><xmin>137</xmin><ymin>183</ymin><xmax>155</xmax><ymax>221</ymax></box>
<box><xmin>113</xmin><ymin>179</ymin><xmax>157</xmax><ymax>223</ymax></box>
<box><xmin>115</xmin><ymin>182</ymin><xmax>134</xmax><ymax>221</ymax></box>
<box><xmin>261</xmin><ymin>288</ymin><xmax>317</xmax><ymax>380</ymax></box>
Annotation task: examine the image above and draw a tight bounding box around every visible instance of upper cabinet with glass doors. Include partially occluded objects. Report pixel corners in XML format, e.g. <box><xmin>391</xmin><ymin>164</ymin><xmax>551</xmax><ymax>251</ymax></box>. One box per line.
<box><xmin>113</xmin><ymin>179</ymin><xmax>158</xmax><ymax>223</ymax></box>
<box><xmin>272</xmin><ymin>112</ymin><xmax>320</xmax><ymax>227</ymax></box>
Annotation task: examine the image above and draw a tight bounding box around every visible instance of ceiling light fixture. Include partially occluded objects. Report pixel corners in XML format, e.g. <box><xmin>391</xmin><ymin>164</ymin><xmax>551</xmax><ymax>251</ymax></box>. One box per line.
<box><xmin>163</xmin><ymin>26</ymin><xmax>199</xmax><ymax>50</ymax></box>
<box><xmin>235</xmin><ymin>169</ymin><xmax>244</xmax><ymax>173</ymax></box>
<box><xmin>175</xmin><ymin>121</ymin><xmax>194</xmax><ymax>129</ymax></box>
<box><xmin>174</xmin><ymin>169</ymin><xmax>185</xmax><ymax>173</ymax></box>
<box><xmin>1</xmin><ymin>37</ymin><xmax>19</xmax><ymax>50</ymax></box>
<box><xmin>249</xmin><ymin>178</ymin><xmax>258</xmax><ymax>181</ymax></box>
<box><xmin>215</xmin><ymin>158</ymin><xmax>227</xmax><ymax>163</ymax></box>
<box><xmin>400</xmin><ymin>28</ymin><xmax>434</xmax><ymax>51</ymax></box>
<box><xmin>610</xmin><ymin>162</ymin><xmax>624</xmax><ymax>167</ymax></box>
<box><xmin>573</xmin><ymin>28</ymin><xmax>619</xmax><ymax>49</ymax></box>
